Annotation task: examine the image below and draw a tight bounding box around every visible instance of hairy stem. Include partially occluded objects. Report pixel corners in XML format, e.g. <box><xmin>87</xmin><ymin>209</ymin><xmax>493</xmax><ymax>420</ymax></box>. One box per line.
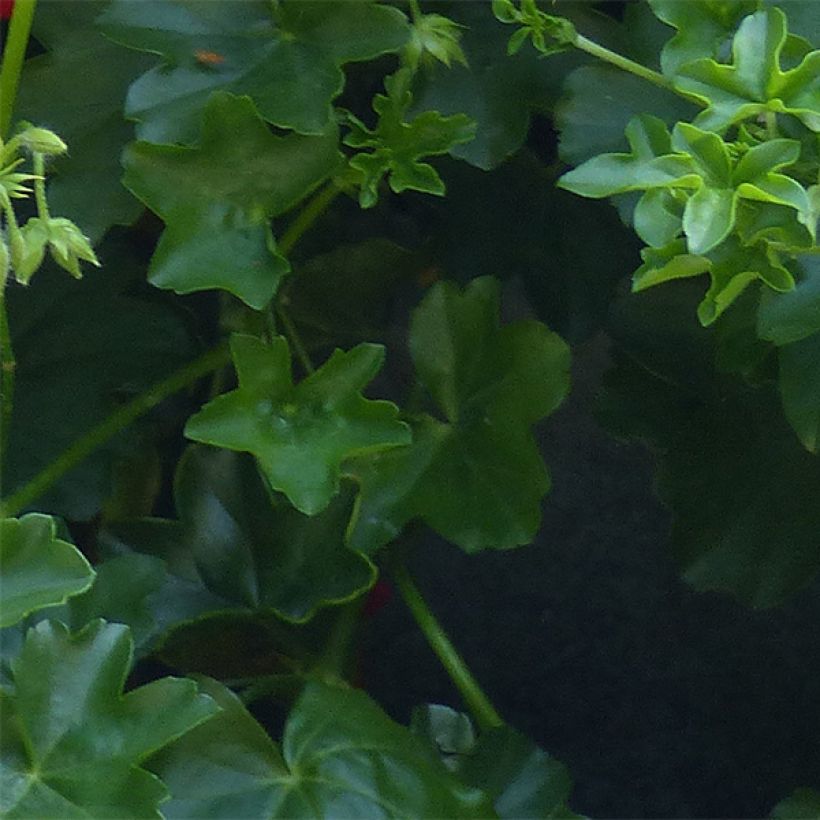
<box><xmin>0</xmin><ymin>0</ymin><xmax>37</xmax><ymax>139</ymax></box>
<box><xmin>0</xmin><ymin>343</ymin><xmax>230</xmax><ymax>517</ymax></box>
<box><xmin>31</xmin><ymin>153</ymin><xmax>49</xmax><ymax>219</ymax></box>
<box><xmin>392</xmin><ymin>562</ymin><xmax>504</xmax><ymax>730</ymax></box>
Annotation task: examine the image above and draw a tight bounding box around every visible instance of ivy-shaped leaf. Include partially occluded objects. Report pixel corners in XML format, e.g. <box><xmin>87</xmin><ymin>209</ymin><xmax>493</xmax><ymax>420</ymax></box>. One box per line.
<box><xmin>101</xmin><ymin>446</ymin><xmax>376</xmax><ymax>631</ymax></box>
<box><xmin>346</xmin><ymin>277</ymin><xmax>570</xmax><ymax>554</ymax></box>
<box><xmin>647</xmin><ymin>0</ymin><xmax>758</xmax><ymax>77</ymax></box>
<box><xmin>344</xmin><ymin>68</ymin><xmax>475</xmax><ymax>208</ymax></box>
<box><xmin>673</xmin><ymin>8</ymin><xmax>820</xmax><ymax>132</ymax></box>
<box><xmin>122</xmin><ymin>92</ymin><xmax>340</xmax><ymax>309</ymax></box>
<box><xmin>0</xmin><ymin>515</ymin><xmax>95</xmax><ymax>628</ymax></box>
<box><xmin>0</xmin><ymin>619</ymin><xmax>218</xmax><ymax>817</ymax></box>
<box><xmin>16</xmin><ymin>0</ymin><xmax>152</xmax><ymax>243</ymax></box>
<box><xmin>185</xmin><ymin>334</ymin><xmax>410</xmax><ymax>515</ymax></box>
<box><xmin>98</xmin><ymin>0</ymin><xmax>410</xmax><ymax>143</ymax></box>
<box><xmin>148</xmin><ymin>677</ymin><xmax>492</xmax><ymax>818</ymax></box>
<box><xmin>344</xmin><ymin>68</ymin><xmax>476</xmax><ymax>208</ymax></box>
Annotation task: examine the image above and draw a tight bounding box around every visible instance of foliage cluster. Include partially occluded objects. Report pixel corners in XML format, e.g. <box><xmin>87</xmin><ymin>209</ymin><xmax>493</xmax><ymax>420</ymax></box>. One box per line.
<box><xmin>0</xmin><ymin>0</ymin><xmax>818</xmax><ymax>816</ymax></box>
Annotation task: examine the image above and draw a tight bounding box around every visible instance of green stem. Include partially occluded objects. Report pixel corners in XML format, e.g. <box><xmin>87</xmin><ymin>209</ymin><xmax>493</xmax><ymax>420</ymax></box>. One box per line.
<box><xmin>276</xmin><ymin>303</ymin><xmax>314</xmax><ymax>375</ymax></box>
<box><xmin>0</xmin><ymin>343</ymin><xmax>230</xmax><ymax>517</ymax></box>
<box><xmin>314</xmin><ymin>597</ymin><xmax>366</xmax><ymax>682</ymax></box>
<box><xmin>31</xmin><ymin>153</ymin><xmax>49</xmax><ymax>219</ymax></box>
<box><xmin>572</xmin><ymin>33</ymin><xmax>690</xmax><ymax>101</ymax></box>
<box><xmin>407</xmin><ymin>0</ymin><xmax>422</xmax><ymax>23</ymax></box>
<box><xmin>0</xmin><ymin>0</ymin><xmax>37</xmax><ymax>139</ymax></box>
<box><xmin>392</xmin><ymin>562</ymin><xmax>504</xmax><ymax>731</ymax></box>
<box><xmin>278</xmin><ymin>181</ymin><xmax>340</xmax><ymax>257</ymax></box>
<box><xmin>0</xmin><ymin>287</ymin><xmax>14</xmax><ymax>469</ymax></box>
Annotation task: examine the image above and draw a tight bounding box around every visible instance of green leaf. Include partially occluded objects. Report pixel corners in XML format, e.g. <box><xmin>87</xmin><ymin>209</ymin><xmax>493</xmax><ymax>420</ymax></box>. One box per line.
<box><xmin>632</xmin><ymin>240</ymin><xmax>711</xmax><ymax>292</ymax></box>
<box><xmin>779</xmin><ymin>331</ymin><xmax>820</xmax><ymax>452</ymax></box>
<box><xmin>98</xmin><ymin>0</ymin><xmax>410</xmax><ymax>143</ymax></box>
<box><xmin>122</xmin><ymin>92</ymin><xmax>341</xmax><ymax>309</ymax></box>
<box><xmin>647</xmin><ymin>0</ymin><xmax>758</xmax><ymax>76</ymax></box>
<box><xmin>148</xmin><ymin>677</ymin><xmax>492</xmax><ymax>818</ymax></box>
<box><xmin>772</xmin><ymin>788</ymin><xmax>820</xmax><ymax>818</ymax></box>
<box><xmin>4</xmin><ymin>240</ymin><xmax>199</xmax><ymax>519</ymax></box>
<box><xmin>758</xmin><ymin>255</ymin><xmax>820</xmax><ymax>344</ymax></box>
<box><xmin>344</xmin><ymin>69</ymin><xmax>475</xmax><ymax>208</ymax></box>
<box><xmin>346</xmin><ymin>277</ymin><xmax>570</xmax><ymax>554</ymax></box>
<box><xmin>0</xmin><ymin>515</ymin><xmax>94</xmax><ymax>628</ymax></box>
<box><xmin>557</xmin><ymin>115</ymin><xmax>699</xmax><ymax>199</ymax></box>
<box><xmin>14</xmin><ymin>1</ymin><xmax>151</xmax><ymax>244</ymax></box>
<box><xmin>601</xmin><ymin>284</ymin><xmax>820</xmax><ymax>607</ymax></box>
<box><xmin>185</xmin><ymin>335</ymin><xmax>409</xmax><ymax>515</ymax></box>
<box><xmin>674</xmin><ymin>8</ymin><xmax>820</xmax><ymax>132</ymax></box>
<box><xmin>104</xmin><ymin>446</ymin><xmax>375</xmax><ymax>627</ymax></box>
<box><xmin>0</xmin><ymin>619</ymin><xmax>218</xmax><ymax>817</ymax></box>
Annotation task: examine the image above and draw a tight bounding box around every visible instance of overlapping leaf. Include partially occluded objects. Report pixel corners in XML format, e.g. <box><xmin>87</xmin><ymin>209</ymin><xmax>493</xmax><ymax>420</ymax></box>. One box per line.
<box><xmin>98</xmin><ymin>0</ymin><xmax>410</xmax><ymax>143</ymax></box>
<box><xmin>0</xmin><ymin>619</ymin><xmax>218</xmax><ymax>817</ymax></box>
<box><xmin>4</xmin><ymin>242</ymin><xmax>199</xmax><ymax>520</ymax></box>
<box><xmin>673</xmin><ymin>8</ymin><xmax>820</xmax><ymax>132</ymax></box>
<box><xmin>758</xmin><ymin>254</ymin><xmax>820</xmax><ymax>343</ymax></box>
<box><xmin>15</xmin><ymin>1</ymin><xmax>151</xmax><ymax>243</ymax></box>
<box><xmin>778</xmin><ymin>331</ymin><xmax>820</xmax><ymax>452</ymax></box>
<box><xmin>344</xmin><ymin>68</ymin><xmax>475</xmax><ymax>208</ymax></box>
<box><xmin>148</xmin><ymin>677</ymin><xmax>491</xmax><ymax>818</ymax></box>
<box><xmin>122</xmin><ymin>92</ymin><xmax>341</xmax><ymax>309</ymax></box>
<box><xmin>186</xmin><ymin>335</ymin><xmax>409</xmax><ymax>515</ymax></box>
<box><xmin>601</xmin><ymin>283</ymin><xmax>820</xmax><ymax>608</ymax></box>
<box><xmin>0</xmin><ymin>515</ymin><xmax>94</xmax><ymax>628</ymax></box>
<box><xmin>346</xmin><ymin>276</ymin><xmax>570</xmax><ymax>554</ymax></box>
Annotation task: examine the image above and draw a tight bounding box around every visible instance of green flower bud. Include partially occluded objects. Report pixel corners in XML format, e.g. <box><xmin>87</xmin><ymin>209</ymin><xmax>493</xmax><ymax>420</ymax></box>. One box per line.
<box><xmin>17</xmin><ymin>127</ymin><xmax>68</xmax><ymax>157</ymax></box>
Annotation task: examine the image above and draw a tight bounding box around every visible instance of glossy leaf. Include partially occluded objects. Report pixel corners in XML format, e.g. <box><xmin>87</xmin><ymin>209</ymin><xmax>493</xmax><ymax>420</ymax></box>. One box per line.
<box><xmin>344</xmin><ymin>68</ymin><xmax>475</xmax><ymax>208</ymax></box>
<box><xmin>186</xmin><ymin>335</ymin><xmax>409</xmax><ymax>515</ymax></box>
<box><xmin>98</xmin><ymin>0</ymin><xmax>409</xmax><ymax>143</ymax></box>
<box><xmin>674</xmin><ymin>8</ymin><xmax>820</xmax><ymax>132</ymax></box>
<box><xmin>758</xmin><ymin>255</ymin><xmax>820</xmax><ymax>344</ymax></box>
<box><xmin>15</xmin><ymin>0</ymin><xmax>151</xmax><ymax>243</ymax></box>
<box><xmin>0</xmin><ymin>515</ymin><xmax>94</xmax><ymax>628</ymax></box>
<box><xmin>122</xmin><ymin>92</ymin><xmax>340</xmax><ymax>309</ymax></box>
<box><xmin>647</xmin><ymin>0</ymin><xmax>758</xmax><ymax>76</ymax></box>
<box><xmin>4</xmin><ymin>242</ymin><xmax>199</xmax><ymax>519</ymax></box>
<box><xmin>601</xmin><ymin>285</ymin><xmax>820</xmax><ymax>608</ymax></box>
<box><xmin>778</xmin><ymin>331</ymin><xmax>820</xmax><ymax>452</ymax></box>
<box><xmin>0</xmin><ymin>619</ymin><xmax>218</xmax><ymax>817</ymax></box>
<box><xmin>148</xmin><ymin>677</ymin><xmax>492</xmax><ymax>818</ymax></box>
<box><xmin>346</xmin><ymin>277</ymin><xmax>570</xmax><ymax>554</ymax></box>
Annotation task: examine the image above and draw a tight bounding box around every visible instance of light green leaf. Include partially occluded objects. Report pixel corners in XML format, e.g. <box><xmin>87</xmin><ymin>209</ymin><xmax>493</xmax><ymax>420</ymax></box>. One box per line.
<box><xmin>148</xmin><ymin>677</ymin><xmax>492</xmax><ymax>818</ymax></box>
<box><xmin>674</xmin><ymin>8</ymin><xmax>820</xmax><ymax>132</ymax></box>
<box><xmin>98</xmin><ymin>0</ymin><xmax>409</xmax><ymax>142</ymax></box>
<box><xmin>558</xmin><ymin>115</ymin><xmax>699</xmax><ymax>199</ymax></box>
<box><xmin>122</xmin><ymin>92</ymin><xmax>340</xmax><ymax>308</ymax></box>
<box><xmin>682</xmin><ymin>186</ymin><xmax>736</xmax><ymax>254</ymax></box>
<box><xmin>344</xmin><ymin>69</ymin><xmax>475</xmax><ymax>208</ymax></box>
<box><xmin>758</xmin><ymin>255</ymin><xmax>820</xmax><ymax>344</ymax></box>
<box><xmin>185</xmin><ymin>335</ymin><xmax>409</xmax><ymax>515</ymax></box>
<box><xmin>346</xmin><ymin>277</ymin><xmax>570</xmax><ymax>554</ymax></box>
<box><xmin>632</xmin><ymin>240</ymin><xmax>711</xmax><ymax>292</ymax></box>
<box><xmin>779</xmin><ymin>331</ymin><xmax>820</xmax><ymax>452</ymax></box>
<box><xmin>634</xmin><ymin>189</ymin><xmax>685</xmax><ymax>247</ymax></box>
<box><xmin>15</xmin><ymin>1</ymin><xmax>151</xmax><ymax>243</ymax></box>
<box><xmin>647</xmin><ymin>0</ymin><xmax>758</xmax><ymax>76</ymax></box>
<box><xmin>0</xmin><ymin>515</ymin><xmax>94</xmax><ymax>628</ymax></box>
<box><xmin>0</xmin><ymin>619</ymin><xmax>218</xmax><ymax>817</ymax></box>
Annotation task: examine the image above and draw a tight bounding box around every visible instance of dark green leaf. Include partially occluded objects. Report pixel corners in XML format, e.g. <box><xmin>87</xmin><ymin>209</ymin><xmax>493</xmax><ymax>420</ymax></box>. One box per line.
<box><xmin>346</xmin><ymin>277</ymin><xmax>570</xmax><ymax>554</ymax></box>
<box><xmin>779</xmin><ymin>331</ymin><xmax>820</xmax><ymax>452</ymax></box>
<box><xmin>15</xmin><ymin>1</ymin><xmax>151</xmax><ymax>243</ymax></box>
<box><xmin>0</xmin><ymin>515</ymin><xmax>94</xmax><ymax>628</ymax></box>
<box><xmin>4</xmin><ymin>241</ymin><xmax>199</xmax><ymax>519</ymax></box>
<box><xmin>98</xmin><ymin>0</ymin><xmax>409</xmax><ymax>142</ymax></box>
<box><xmin>0</xmin><ymin>619</ymin><xmax>218</xmax><ymax>817</ymax></box>
<box><xmin>122</xmin><ymin>92</ymin><xmax>341</xmax><ymax>308</ymax></box>
<box><xmin>601</xmin><ymin>284</ymin><xmax>820</xmax><ymax>607</ymax></box>
<box><xmin>148</xmin><ymin>677</ymin><xmax>492</xmax><ymax>818</ymax></box>
<box><xmin>758</xmin><ymin>255</ymin><xmax>820</xmax><ymax>344</ymax></box>
<box><xmin>674</xmin><ymin>8</ymin><xmax>820</xmax><ymax>132</ymax></box>
<box><xmin>772</xmin><ymin>788</ymin><xmax>820</xmax><ymax>818</ymax></box>
<box><xmin>185</xmin><ymin>335</ymin><xmax>409</xmax><ymax>515</ymax></box>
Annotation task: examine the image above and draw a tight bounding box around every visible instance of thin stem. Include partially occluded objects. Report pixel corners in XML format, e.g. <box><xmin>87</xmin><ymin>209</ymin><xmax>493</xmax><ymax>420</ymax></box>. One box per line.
<box><xmin>31</xmin><ymin>153</ymin><xmax>49</xmax><ymax>219</ymax></box>
<box><xmin>765</xmin><ymin>111</ymin><xmax>779</xmax><ymax>140</ymax></box>
<box><xmin>314</xmin><ymin>597</ymin><xmax>366</xmax><ymax>682</ymax></box>
<box><xmin>0</xmin><ymin>287</ymin><xmax>14</xmax><ymax>469</ymax></box>
<box><xmin>407</xmin><ymin>0</ymin><xmax>422</xmax><ymax>23</ymax></box>
<box><xmin>392</xmin><ymin>562</ymin><xmax>504</xmax><ymax>731</ymax></box>
<box><xmin>0</xmin><ymin>343</ymin><xmax>230</xmax><ymax>517</ymax></box>
<box><xmin>0</xmin><ymin>0</ymin><xmax>37</xmax><ymax>139</ymax></box>
<box><xmin>276</xmin><ymin>303</ymin><xmax>314</xmax><ymax>375</ymax></box>
<box><xmin>572</xmin><ymin>33</ymin><xmax>693</xmax><ymax>102</ymax></box>
<box><xmin>278</xmin><ymin>181</ymin><xmax>340</xmax><ymax>257</ymax></box>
